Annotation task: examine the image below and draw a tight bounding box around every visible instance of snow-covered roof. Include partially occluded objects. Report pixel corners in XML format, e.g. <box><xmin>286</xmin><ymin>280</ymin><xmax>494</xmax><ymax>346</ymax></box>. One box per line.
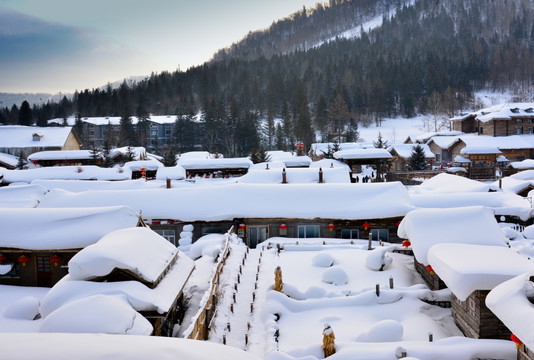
<box><xmin>415</xmin><ymin>131</ymin><xmax>464</xmax><ymax>143</ymax></box>
<box><xmin>398</xmin><ymin>206</ymin><xmax>508</xmax><ymax>265</ymax></box>
<box><xmin>0</xmin><ymin>333</ymin><xmax>260</xmax><ymax>360</ymax></box>
<box><xmin>461</xmin><ymin>135</ymin><xmax>534</xmax><ymax>150</ymax></box>
<box><xmin>308</xmin><ymin>158</ymin><xmax>351</xmax><ymax>171</ymax></box>
<box><xmin>427</xmin><ymin>243</ymin><xmax>534</xmax><ymax>300</ymax></box>
<box><xmin>110</xmin><ymin>146</ymin><xmax>147</xmax><ymax>161</ymax></box>
<box><xmin>237</xmin><ymin>167</ymin><xmax>350</xmax><ymax>184</ymax></box>
<box><xmin>311</xmin><ymin>142</ymin><xmax>363</xmax><ymax>155</ymax></box>
<box><xmin>510</xmin><ymin>159</ymin><xmax>534</xmax><ymax>170</ymax></box>
<box><xmin>40</xmin><ymin>248</ymin><xmax>194</xmax><ymax>317</ymax></box>
<box><xmin>426</xmin><ymin>135</ymin><xmax>462</xmax><ymax>149</ymax></box>
<box><xmin>0</xmin><ymin>126</ymin><xmax>75</xmax><ymax>149</ymax></box>
<box><xmin>31</xmin><ymin>179</ymin><xmax>168</xmax><ymax>192</ymax></box>
<box><xmin>123</xmin><ymin>160</ymin><xmax>163</xmax><ymax>171</ymax></box>
<box><xmin>28</xmin><ymin>150</ymin><xmax>96</xmax><ymax>161</ymax></box>
<box><xmin>0</xmin><ymin>206</ymin><xmax>141</xmax><ymax>250</ymax></box>
<box><xmin>486</xmin><ymin>271</ymin><xmax>534</xmax><ymax>350</ymax></box>
<box><xmin>68</xmin><ymin>227</ymin><xmax>178</xmax><ymax>283</ymax></box>
<box><xmin>496</xmin><ymin>155</ymin><xmax>509</xmax><ymax>163</ymax></box>
<box><xmin>0</xmin><ymin>152</ymin><xmax>21</xmax><ymax>167</ymax></box>
<box><xmin>388</xmin><ymin>144</ymin><xmax>435</xmax><ymax>159</ymax></box>
<box><xmin>334</xmin><ymin>148</ymin><xmax>393</xmax><ymax>160</ymax></box>
<box><xmin>178</xmin><ymin>157</ymin><xmax>253</xmax><ymax>170</ymax></box>
<box><xmin>283</xmin><ymin>155</ymin><xmax>312</xmax><ymax>167</ymax></box>
<box><xmin>48</xmin><ymin>115</ymin><xmax>185</xmax><ymax>126</ymax></box>
<box><xmin>265</xmin><ymin>150</ymin><xmax>294</xmax><ymax>162</ymax></box>
<box><xmin>40</xmin><ymin>294</ymin><xmax>153</xmax><ymax>335</ymax></box>
<box><xmin>0</xmin><ymin>165</ymin><xmax>131</xmax><ymax>184</ymax></box>
<box><xmin>177</xmin><ymin>151</ymin><xmax>221</xmax><ymax>161</ymax></box>
<box><xmin>155</xmin><ymin>165</ymin><xmax>186</xmax><ymax>180</ymax></box>
<box><xmin>0</xmin><ymin>184</ymin><xmax>48</xmax><ymax>208</ymax></box>
<box><xmin>491</xmin><ymin>171</ymin><xmax>534</xmax><ymax>195</ymax></box>
<box><xmin>460</xmin><ymin>146</ymin><xmax>501</xmax><ymax>155</ymax></box>
<box><xmin>409</xmin><ymin>173</ymin><xmax>499</xmax><ymax>194</ymax></box>
<box><xmin>454</xmin><ymin>155</ymin><xmax>471</xmax><ymax>163</ymax></box>
<box><xmin>465</xmin><ymin>103</ymin><xmax>534</xmax><ymax>123</ymax></box>
<box><xmin>409</xmin><ymin>191</ymin><xmax>532</xmax><ymax>220</ymax></box>
<box><xmin>38</xmin><ymin>182</ymin><xmax>414</xmax><ymax>221</ymax></box>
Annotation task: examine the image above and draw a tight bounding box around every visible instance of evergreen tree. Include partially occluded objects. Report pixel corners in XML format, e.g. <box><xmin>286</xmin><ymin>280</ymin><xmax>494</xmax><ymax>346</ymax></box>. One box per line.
<box><xmin>74</xmin><ymin>112</ymin><xmax>86</xmax><ymax>148</ymax></box>
<box><xmin>373</xmin><ymin>131</ymin><xmax>388</xmax><ymax>149</ymax></box>
<box><xmin>327</xmin><ymin>92</ymin><xmax>350</xmax><ymax>142</ymax></box>
<box><xmin>89</xmin><ymin>141</ymin><xmax>101</xmax><ymax>165</ymax></box>
<box><xmin>118</xmin><ymin>82</ymin><xmax>138</xmax><ymax>146</ymax></box>
<box><xmin>249</xmin><ymin>147</ymin><xmax>271</xmax><ymax>164</ymax></box>
<box><xmin>275</xmin><ymin>123</ymin><xmax>285</xmax><ymax>151</ymax></box>
<box><xmin>18</xmin><ymin>101</ymin><xmax>32</xmax><ymax>126</ymax></box>
<box><xmin>162</xmin><ymin>146</ymin><xmax>177</xmax><ymax>166</ymax></box>
<box><xmin>101</xmin><ymin>140</ymin><xmax>114</xmax><ymax>168</ymax></box>
<box><xmin>408</xmin><ymin>144</ymin><xmax>428</xmax><ymax>170</ymax></box>
<box><xmin>16</xmin><ymin>151</ymin><xmax>26</xmax><ymax>170</ymax></box>
<box><xmin>126</xmin><ymin>146</ymin><xmax>136</xmax><ymax>162</ymax></box>
<box><xmin>136</xmin><ymin>93</ymin><xmax>151</xmax><ymax>148</ymax></box>
<box><xmin>314</xmin><ymin>94</ymin><xmax>328</xmax><ymax>141</ymax></box>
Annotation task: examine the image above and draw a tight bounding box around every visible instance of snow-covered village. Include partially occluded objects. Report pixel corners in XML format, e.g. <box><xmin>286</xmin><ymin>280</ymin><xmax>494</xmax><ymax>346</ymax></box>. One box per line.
<box><xmin>4</xmin><ymin>0</ymin><xmax>534</xmax><ymax>359</ymax></box>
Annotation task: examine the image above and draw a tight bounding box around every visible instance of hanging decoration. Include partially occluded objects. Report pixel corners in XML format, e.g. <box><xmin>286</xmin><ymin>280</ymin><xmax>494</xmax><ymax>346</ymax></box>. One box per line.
<box><xmin>141</xmin><ymin>167</ymin><xmax>146</xmax><ymax>180</ymax></box>
<box><xmin>18</xmin><ymin>255</ymin><xmax>29</xmax><ymax>267</ymax></box>
<box><xmin>239</xmin><ymin>223</ymin><xmax>247</xmax><ymax>230</ymax></box>
<box><xmin>327</xmin><ymin>223</ymin><xmax>335</xmax><ymax>231</ymax></box>
<box><xmin>50</xmin><ymin>255</ymin><xmax>62</xmax><ymax>267</ymax></box>
<box><xmin>0</xmin><ymin>253</ymin><xmax>6</xmax><ymax>263</ymax></box>
<box><xmin>362</xmin><ymin>222</ymin><xmax>370</xmax><ymax>230</ymax></box>
<box><xmin>279</xmin><ymin>224</ymin><xmax>287</xmax><ymax>230</ymax></box>
<box><xmin>511</xmin><ymin>334</ymin><xmax>523</xmax><ymax>349</ymax></box>
<box><xmin>426</xmin><ymin>264</ymin><xmax>435</xmax><ymax>275</ymax></box>
<box><xmin>402</xmin><ymin>240</ymin><xmax>411</xmax><ymax>248</ymax></box>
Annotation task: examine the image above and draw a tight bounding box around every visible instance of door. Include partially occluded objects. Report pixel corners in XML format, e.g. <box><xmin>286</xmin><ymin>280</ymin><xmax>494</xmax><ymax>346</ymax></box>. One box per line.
<box><xmin>248</xmin><ymin>226</ymin><xmax>268</xmax><ymax>249</ymax></box>
<box><xmin>36</xmin><ymin>256</ymin><xmax>52</xmax><ymax>287</ymax></box>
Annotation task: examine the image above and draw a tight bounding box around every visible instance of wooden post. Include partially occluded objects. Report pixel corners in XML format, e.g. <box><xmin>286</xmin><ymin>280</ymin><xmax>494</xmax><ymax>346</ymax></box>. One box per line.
<box><xmin>245</xmin><ymin>334</ymin><xmax>249</xmax><ymax>345</ymax></box>
<box><xmin>227</xmin><ymin>322</ymin><xmax>231</xmax><ymax>331</ymax></box>
<box><xmin>389</xmin><ymin>276</ymin><xmax>394</xmax><ymax>289</ymax></box>
<box><xmin>368</xmin><ymin>232</ymin><xmax>373</xmax><ymax>250</ymax></box>
<box><xmin>274</xmin><ymin>266</ymin><xmax>283</xmax><ymax>292</ymax></box>
<box><xmin>282</xmin><ymin>168</ymin><xmax>287</xmax><ymax>184</ymax></box>
<box><xmin>319</xmin><ymin>167</ymin><xmax>324</xmax><ymax>183</ymax></box>
<box><xmin>428</xmin><ymin>332</ymin><xmax>433</xmax><ymax>342</ymax></box>
<box><xmin>322</xmin><ymin>324</ymin><xmax>336</xmax><ymax>357</ymax></box>
<box><xmin>376</xmin><ymin>284</ymin><xmax>380</xmax><ymax>297</ymax></box>
<box><xmin>223</xmin><ymin>335</ymin><xmax>226</xmax><ymax>345</ymax></box>
<box><xmin>250</xmin><ymin>303</ymin><xmax>254</xmax><ymax>313</ymax></box>
<box><xmin>166</xmin><ymin>177</ymin><xmax>171</xmax><ymax>189</ymax></box>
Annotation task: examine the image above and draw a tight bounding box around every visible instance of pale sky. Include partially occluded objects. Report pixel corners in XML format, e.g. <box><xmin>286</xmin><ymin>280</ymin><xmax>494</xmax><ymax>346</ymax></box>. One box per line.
<box><xmin>0</xmin><ymin>0</ymin><xmax>322</xmax><ymax>94</ymax></box>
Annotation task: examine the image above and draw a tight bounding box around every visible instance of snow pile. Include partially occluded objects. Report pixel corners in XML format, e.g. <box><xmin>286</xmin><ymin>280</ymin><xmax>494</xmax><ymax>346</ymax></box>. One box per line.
<box><xmin>355</xmin><ymin>319</ymin><xmax>404</xmax><ymax>342</ymax></box>
<box><xmin>0</xmin><ymin>165</ymin><xmax>131</xmax><ymax>183</ymax></box>
<box><xmin>398</xmin><ymin>206</ymin><xmax>509</xmax><ymax>265</ymax></box>
<box><xmin>321</xmin><ymin>266</ymin><xmax>348</xmax><ymax>285</ymax></box>
<box><xmin>312</xmin><ymin>253</ymin><xmax>335</xmax><ymax>267</ymax></box>
<box><xmin>486</xmin><ymin>271</ymin><xmax>534</xmax><ymax>350</ymax></box>
<box><xmin>523</xmin><ymin>225</ymin><xmax>534</xmax><ymax>239</ymax></box>
<box><xmin>501</xmin><ymin>226</ymin><xmax>522</xmax><ymax>240</ymax></box>
<box><xmin>238</xmin><ymin>166</ymin><xmax>350</xmax><ymax>184</ymax></box>
<box><xmin>409</xmin><ymin>173</ymin><xmax>499</xmax><ymax>194</ymax></box>
<box><xmin>3</xmin><ymin>296</ymin><xmax>40</xmax><ymax>320</ymax></box>
<box><xmin>31</xmin><ymin>178</ymin><xmax>166</xmax><ymax>192</ymax></box>
<box><xmin>189</xmin><ymin>234</ymin><xmax>226</xmax><ymax>260</ymax></box>
<box><xmin>68</xmin><ymin>227</ymin><xmax>178</xmax><ymax>283</ymax></box>
<box><xmin>365</xmin><ymin>247</ymin><xmax>393</xmax><ymax>271</ymax></box>
<box><xmin>427</xmin><ymin>243</ymin><xmax>534</xmax><ymax>300</ymax></box>
<box><xmin>40</xmin><ymin>294</ymin><xmax>153</xmax><ymax>335</ymax></box>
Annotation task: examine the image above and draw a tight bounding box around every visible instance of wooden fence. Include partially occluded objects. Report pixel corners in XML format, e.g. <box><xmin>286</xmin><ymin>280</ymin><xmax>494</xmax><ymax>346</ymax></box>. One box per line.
<box><xmin>183</xmin><ymin>229</ymin><xmax>232</xmax><ymax>340</ymax></box>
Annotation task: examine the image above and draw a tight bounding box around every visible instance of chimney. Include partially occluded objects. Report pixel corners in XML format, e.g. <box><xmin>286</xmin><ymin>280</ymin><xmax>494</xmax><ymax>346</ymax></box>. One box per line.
<box><xmin>319</xmin><ymin>167</ymin><xmax>324</xmax><ymax>183</ymax></box>
<box><xmin>266</xmin><ymin>163</ymin><xmax>269</xmax><ymax>170</ymax></box>
<box><xmin>166</xmin><ymin>178</ymin><xmax>171</xmax><ymax>189</ymax></box>
<box><xmin>282</xmin><ymin>168</ymin><xmax>287</xmax><ymax>184</ymax></box>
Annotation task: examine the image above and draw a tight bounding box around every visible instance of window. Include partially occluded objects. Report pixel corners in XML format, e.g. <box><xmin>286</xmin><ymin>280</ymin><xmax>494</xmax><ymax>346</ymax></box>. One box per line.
<box><xmin>515</xmin><ymin>118</ymin><xmax>524</xmax><ymax>123</ymax></box>
<box><xmin>371</xmin><ymin>229</ymin><xmax>389</xmax><ymax>242</ymax></box>
<box><xmin>298</xmin><ymin>225</ymin><xmax>320</xmax><ymax>238</ymax></box>
<box><xmin>155</xmin><ymin>230</ymin><xmax>176</xmax><ymax>245</ymax></box>
<box><xmin>515</xmin><ymin>126</ymin><xmax>524</xmax><ymax>134</ymax></box>
<box><xmin>479</xmin><ymin>127</ymin><xmax>483</xmax><ymax>134</ymax></box>
<box><xmin>341</xmin><ymin>229</ymin><xmax>359</xmax><ymax>239</ymax></box>
<box><xmin>529</xmin><ymin>127</ymin><xmax>534</xmax><ymax>134</ymax></box>
<box><xmin>202</xmin><ymin>227</ymin><xmax>223</xmax><ymax>235</ymax></box>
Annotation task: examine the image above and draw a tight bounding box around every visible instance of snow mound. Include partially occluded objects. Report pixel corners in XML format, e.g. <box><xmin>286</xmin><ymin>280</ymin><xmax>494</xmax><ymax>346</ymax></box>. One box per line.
<box><xmin>312</xmin><ymin>253</ymin><xmax>334</xmax><ymax>267</ymax></box>
<box><xmin>282</xmin><ymin>284</ymin><xmax>328</xmax><ymax>300</ymax></box>
<box><xmin>3</xmin><ymin>296</ymin><xmax>40</xmax><ymax>320</ymax></box>
<box><xmin>365</xmin><ymin>247</ymin><xmax>393</xmax><ymax>271</ymax></box>
<box><xmin>189</xmin><ymin>234</ymin><xmax>225</xmax><ymax>260</ymax></box>
<box><xmin>502</xmin><ymin>227</ymin><xmax>522</xmax><ymax>240</ymax></box>
<box><xmin>321</xmin><ymin>266</ymin><xmax>348</xmax><ymax>285</ymax></box>
<box><xmin>355</xmin><ymin>319</ymin><xmax>404</xmax><ymax>342</ymax></box>
<box><xmin>182</xmin><ymin>224</ymin><xmax>194</xmax><ymax>232</ymax></box>
<box><xmin>523</xmin><ymin>225</ymin><xmax>534</xmax><ymax>239</ymax></box>
<box><xmin>40</xmin><ymin>294</ymin><xmax>153</xmax><ymax>335</ymax></box>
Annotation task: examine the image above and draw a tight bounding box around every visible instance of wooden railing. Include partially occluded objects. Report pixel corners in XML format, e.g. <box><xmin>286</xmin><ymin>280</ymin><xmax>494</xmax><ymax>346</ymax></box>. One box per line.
<box><xmin>183</xmin><ymin>228</ymin><xmax>232</xmax><ymax>340</ymax></box>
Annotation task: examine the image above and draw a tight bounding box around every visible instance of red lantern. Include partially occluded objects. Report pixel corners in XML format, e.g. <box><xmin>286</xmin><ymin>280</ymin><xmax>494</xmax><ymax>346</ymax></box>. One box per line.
<box><xmin>396</xmin><ymin>221</ymin><xmax>401</xmax><ymax>227</ymax></box>
<box><xmin>18</xmin><ymin>255</ymin><xmax>29</xmax><ymax>267</ymax></box>
<box><xmin>402</xmin><ymin>240</ymin><xmax>411</xmax><ymax>248</ymax></box>
<box><xmin>0</xmin><ymin>253</ymin><xmax>5</xmax><ymax>263</ymax></box>
<box><xmin>426</xmin><ymin>264</ymin><xmax>435</xmax><ymax>275</ymax></box>
<box><xmin>50</xmin><ymin>255</ymin><xmax>62</xmax><ymax>267</ymax></box>
<box><xmin>362</xmin><ymin>222</ymin><xmax>370</xmax><ymax>230</ymax></box>
<box><xmin>168</xmin><ymin>220</ymin><xmax>175</xmax><ymax>225</ymax></box>
<box><xmin>279</xmin><ymin>224</ymin><xmax>287</xmax><ymax>230</ymax></box>
<box><xmin>239</xmin><ymin>223</ymin><xmax>246</xmax><ymax>230</ymax></box>
<box><xmin>151</xmin><ymin>220</ymin><xmax>161</xmax><ymax>225</ymax></box>
<box><xmin>328</xmin><ymin>223</ymin><xmax>335</xmax><ymax>232</ymax></box>
<box><xmin>141</xmin><ymin>167</ymin><xmax>146</xmax><ymax>179</ymax></box>
<box><xmin>511</xmin><ymin>334</ymin><xmax>523</xmax><ymax>349</ymax></box>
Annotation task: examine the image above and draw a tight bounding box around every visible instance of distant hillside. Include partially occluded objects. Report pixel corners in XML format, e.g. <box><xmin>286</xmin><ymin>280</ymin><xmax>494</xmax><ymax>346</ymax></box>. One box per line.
<box><xmin>211</xmin><ymin>0</ymin><xmax>407</xmax><ymax>63</ymax></box>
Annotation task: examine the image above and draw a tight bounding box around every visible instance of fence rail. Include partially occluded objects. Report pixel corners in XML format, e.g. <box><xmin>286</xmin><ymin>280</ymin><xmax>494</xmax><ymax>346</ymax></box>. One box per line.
<box><xmin>184</xmin><ymin>228</ymin><xmax>233</xmax><ymax>340</ymax></box>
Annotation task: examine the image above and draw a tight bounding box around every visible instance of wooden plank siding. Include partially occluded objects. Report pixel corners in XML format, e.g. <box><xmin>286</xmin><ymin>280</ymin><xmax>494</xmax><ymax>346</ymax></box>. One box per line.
<box><xmin>451</xmin><ymin>291</ymin><xmax>511</xmax><ymax>340</ymax></box>
<box><xmin>414</xmin><ymin>258</ymin><xmax>447</xmax><ymax>291</ymax></box>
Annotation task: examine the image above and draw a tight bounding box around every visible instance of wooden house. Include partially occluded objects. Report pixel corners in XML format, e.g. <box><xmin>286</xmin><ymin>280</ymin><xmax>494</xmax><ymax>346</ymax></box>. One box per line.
<box><xmin>388</xmin><ymin>144</ymin><xmax>435</xmax><ymax>172</ymax></box>
<box><xmin>398</xmin><ymin>206</ymin><xmax>509</xmax><ymax>291</ymax></box>
<box><xmin>0</xmin><ymin>126</ymin><xmax>80</xmax><ymax>157</ymax></box>
<box><xmin>27</xmin><ymin>150</ymin><xmax>102</xmax><ymax>167</ymax></box>
<box><xmin>452</xmin><ymin>103</ymin><xmax>534</xmax><ymax>137</ymax></box>
<box><xmin>39</xmin><ymin>227</ymin><xmax>195</xmax><ymax>337</ymax></box>
<box><xmin>428</xmin><ymin>243</ymin><xmax>534</xmax><ymax>339</ymax></box>
<box><xmin>38</xmin><ymin>182</ymin><xmax>414</xmax><ymax>249</ymax></box>
<box><xmin>0</xmin><ymin>206</ymin><xmax>143</xmax><ymax>287</ymax></box>
<box><xmin>486</xmin><ymin>272</ymin><xmax>534</xmax><ymax>360</ymax></box>
<box><xmin>458</xmin><ymin>146</ymin><xmax>502</xmax><ymax>180</ymax></box>
<box><xmin>333</xmin><ymin>148</ymin><xmax>393</xmax><ymax>182</ymax></box>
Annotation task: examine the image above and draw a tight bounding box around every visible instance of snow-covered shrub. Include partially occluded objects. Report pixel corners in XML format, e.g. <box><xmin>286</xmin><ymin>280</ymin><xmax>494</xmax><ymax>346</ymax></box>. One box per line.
<box><xmin>365</xmin><ymin>247</ymin><xmax>393</xmax><ymax>271</ymax></box>
<box><xmin>312</xmin><ymin>252</ymin><xmax>334</xmax><ymax>267</ymax></box>
<box><xmin>321</xmin><ymin>266</ymin><xmax>348</xmax><ymax>285</ymax></box>
<box><xmin>523</xmin><ymin>225</ymin><xmax>534</xmax><ymax>239</ymax></box>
